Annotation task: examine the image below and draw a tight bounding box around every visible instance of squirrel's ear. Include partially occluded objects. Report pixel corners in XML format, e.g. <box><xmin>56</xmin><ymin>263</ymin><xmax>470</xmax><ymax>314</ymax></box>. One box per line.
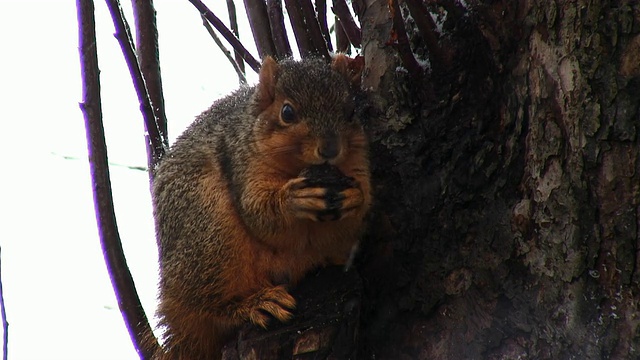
<box><xmin>255</xmin><ymin>56</ymin><xmax>279</xmax><ymax>112</ymax></box>
<box><xmin>331</xmin><ymin>54</ymin><xmax>364</xmax><ymax>88</ymax></box>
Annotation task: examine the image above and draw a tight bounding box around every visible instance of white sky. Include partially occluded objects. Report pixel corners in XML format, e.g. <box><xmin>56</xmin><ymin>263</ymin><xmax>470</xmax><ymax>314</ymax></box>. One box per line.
<box><xmin>0</xmin><ymin>1</ymin><xmax>259</xmax><ymax>358</ymax></box>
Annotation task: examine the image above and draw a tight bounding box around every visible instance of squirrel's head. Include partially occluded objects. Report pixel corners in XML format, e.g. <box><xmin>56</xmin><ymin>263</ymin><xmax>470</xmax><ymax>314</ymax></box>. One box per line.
<box><xmin>251</xmin><ymin>55</ymin><xmax>368</xmax><ymax>175</ymax></box>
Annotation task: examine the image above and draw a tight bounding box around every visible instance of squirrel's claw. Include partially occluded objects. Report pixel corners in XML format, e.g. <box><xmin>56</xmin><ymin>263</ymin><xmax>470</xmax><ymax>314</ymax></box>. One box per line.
<box><xmin>246</xmin><ymin>285</ymin><xmax>296</xmax><ymax>328</ymax></box>
<box><xmin>284</xmin><ymin>177</ymin><xmax>364</xmax><ymax>222</ymax></box>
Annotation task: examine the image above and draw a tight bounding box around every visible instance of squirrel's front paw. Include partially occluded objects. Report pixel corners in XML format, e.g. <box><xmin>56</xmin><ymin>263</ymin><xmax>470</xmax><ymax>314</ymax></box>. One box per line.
<box><xmin>285</xmin><ymin>169</ymin><xmax>364</xmax><ymax>221</ymax></box>
<box><xmin>244</xmin><ymin>285</ymin><xmax>296</xmax><ymax>328</ymax></box>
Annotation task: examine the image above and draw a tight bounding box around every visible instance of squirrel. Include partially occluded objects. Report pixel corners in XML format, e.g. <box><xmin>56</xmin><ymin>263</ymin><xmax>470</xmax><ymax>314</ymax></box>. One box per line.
<box><xmin>151</xmin><ymin>54</ymin><xmax>372</xmax><ymax>359</ymax></box>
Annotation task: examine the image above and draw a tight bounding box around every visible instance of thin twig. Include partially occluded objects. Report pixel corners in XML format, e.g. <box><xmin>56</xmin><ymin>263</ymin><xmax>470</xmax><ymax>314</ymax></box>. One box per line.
<box><xmin>284</xmin><ymin>0</ymin><xmax>315</xmax><ymax>57</ymax></box>
<box><xmin>226</xmin><ymin>0</ymin><xmax>245</xmax><ymax>75</ymax></box>
<box><xmin>335</xmin><ymin>16</ymin><xmax>351</xmax><ymax>53</ymax></box>
<box><xmin>299</xmin><ymin>0</ymin><xmax>331</xmax><ymax>59</ymax></box>
<box><xmin>332</xmin><ymin>0</ymin><xmax>361</xmax><ymax>47</ymax></box>
<box><xmin>0</xmin><ymin>247</ymin><xmax>7</xmax><ymax>360</ymax></box>
<box><xmin>188</xmin><ymin>0</ymin><xmax>261</xmax><ymax>73</ymax></box>
<box><xmin>388</xmin><ymin>0</ymin><xmax>422</xmax><ymax>75</ymax></box>
<box><xmin>316</xmin><ymin>0</ymin><xmax>333</xmax><ymax>52</ymax></box>
<box><xmin>201</xmin><ymin>14</ymin><xmax>247</xmax><ymax>84</ymax></box>
<box><xmin>405</xmin><ymin>0</ymin><xmax>448</xmax><ymax>69</ymax></box>
<box><xmin>266</xmin><ymin>0</ymin><xmax>292</xmax><ymax>58</ymax></box>
<box><xmin>105</xmin><ymin>0</ymin><xmax>166</xmax><ymax>170</ymax></box>
<box><xmin>131</xmin><ymin>0</ymin><xmax>169</xmax><ymax>173</ymax></box>
<box><xmin>77</xmin><ymin>0</ymin><xmax>159</xmax><ymax>358</ymax></box>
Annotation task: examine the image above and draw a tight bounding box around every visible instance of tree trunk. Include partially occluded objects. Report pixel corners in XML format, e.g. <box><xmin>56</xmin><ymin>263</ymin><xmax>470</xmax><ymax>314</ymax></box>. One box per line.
<box><xmin>223</xmin><ymin>1</ymin><xmax>639</xmax><ymax>358</ymax></box>
<box><xmin>357</xmin><ymin>0</ymin><xmax>640</xmax><ymax>359</ymax></box>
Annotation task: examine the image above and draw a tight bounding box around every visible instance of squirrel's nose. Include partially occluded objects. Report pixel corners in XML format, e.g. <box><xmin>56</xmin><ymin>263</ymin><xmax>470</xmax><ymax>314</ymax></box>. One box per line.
<box><xmin>318</xmin><ymin>136</ymin><xmax>340</xmax><ymax>160</ymax></box>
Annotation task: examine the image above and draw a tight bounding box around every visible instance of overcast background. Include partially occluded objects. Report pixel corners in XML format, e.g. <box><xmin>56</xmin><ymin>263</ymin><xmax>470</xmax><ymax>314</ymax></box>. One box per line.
<box><xmin>0</xmin><ymin>1</ymin><xmax>259</xmax><ymax>358</ymax></box>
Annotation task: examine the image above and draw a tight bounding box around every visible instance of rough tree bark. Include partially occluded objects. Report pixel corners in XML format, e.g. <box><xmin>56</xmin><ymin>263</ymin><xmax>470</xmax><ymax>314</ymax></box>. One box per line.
<box><xmin>221</xmin><ymin>1</ymin><xmax>639</xmax><ymax>359</ymax></box>
<box><xmin>85</xmin><ymin>0</ymin><xmax>639</xmax><ymax>358</ymax></box>
<box><xmin>356</xmin><ymin>0</ymin><xmax>640</xmax><ymax>359</ymax></box>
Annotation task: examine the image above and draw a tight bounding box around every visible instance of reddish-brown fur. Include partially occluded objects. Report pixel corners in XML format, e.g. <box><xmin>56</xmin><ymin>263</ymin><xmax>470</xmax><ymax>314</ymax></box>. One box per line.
<box><xmin>152</xmin><ymin>55</ymin><xmax>370</xmax><ymax>359</ymax></box>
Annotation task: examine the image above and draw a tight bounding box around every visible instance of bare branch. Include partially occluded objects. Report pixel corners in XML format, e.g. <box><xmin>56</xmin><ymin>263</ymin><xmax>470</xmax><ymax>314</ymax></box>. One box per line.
<box><xmin>388</xmin><ymin>0</ymin><xmax>422</xmax><ymax>75</ymax></box>
<box><xmin>131</xmin><ymin>0</ymin><xmax>169</xmax><ymax>173</ymax></box>
<box><xmin>405</xmin><ymin>0</ymin><xmax>449</xmax><ymax>69</ymax></box>
<box><xmin>266</xmin><ymin>0</ymin><xmax>292</xmax><ymax>58</ymax></box>
<box><xmin>299</xmin><ymin>0</ymin><xmax>331</xmax><ymax>59</ymax></box>
<box><xmin>284</xmin><ymin>0</ymin><xmax>315</xmax><ymax>57</ymax></box>
<box><xmin>201</xmin><ymin>14</ymin><xmax>247</xmax><ymax>85</ymax></box>
<box><xmin>335</xmin><ymin>16</ymin><xmax>351</xmax><ymax>53</ymax></box>
<box><xmin>226</xmin><ymin>0</ymin><xmax>245</xmax><ymax>75</ymax></box>
<box><xmin>332</xmin><ymin>0</ymin><xmax>361</xmax><ymax>48</ymax></box>
<box><xmin>77</xmin><ymin>0</ymin><xmax>159</xmax><ymax>358</ymax></box>
<box><xmin>0</xmin><ymin>248</ymin><xmax>7</xmax><ymax>360</ymax></box>
<box><xmin>105</xmin><ymin>0</ymin><xmax>166</xmax><ymax>170</ymax></box>
<box><xmin>188</xmin><ymin>0</ymin><xmax>261</xmax><ymax>73</ymax></box>
<box><xmin>316</xmin><ymin>0</ymin><xmax>334</xmax><ymax>52</ymax></box>
<box><xmin>243</xmin><ymin>0</ymin><xmax>277</xmax><ymax>58</ymax></box>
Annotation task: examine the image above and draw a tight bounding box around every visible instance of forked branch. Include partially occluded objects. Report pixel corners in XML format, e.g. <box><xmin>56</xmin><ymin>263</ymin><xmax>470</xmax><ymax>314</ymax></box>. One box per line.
<box><xmin>201</xmin><ymin>14</ymin><xmax>248</xmax><ymax>84</ymax></box>
<box><xmin>188</xmin><ymin>0</ymin><xmax>261</xmax><ymax>73</ymax></box>
<box><xmin>131</xmin><ymin>0</ymin><xmax>169</xmax><ymax>157</ymax></box>
<box><xmin>105</xmin><ymin>0</ymin><xmax>166</xmax><ymax>169</ymax></box>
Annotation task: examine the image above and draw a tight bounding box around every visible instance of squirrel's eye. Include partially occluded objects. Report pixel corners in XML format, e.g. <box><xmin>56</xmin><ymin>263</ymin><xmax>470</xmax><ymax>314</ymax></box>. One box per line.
<box><xmin>281</xmin><ymin>104</ymin><xmax>296</xmax><ymax>124</ymax></box>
